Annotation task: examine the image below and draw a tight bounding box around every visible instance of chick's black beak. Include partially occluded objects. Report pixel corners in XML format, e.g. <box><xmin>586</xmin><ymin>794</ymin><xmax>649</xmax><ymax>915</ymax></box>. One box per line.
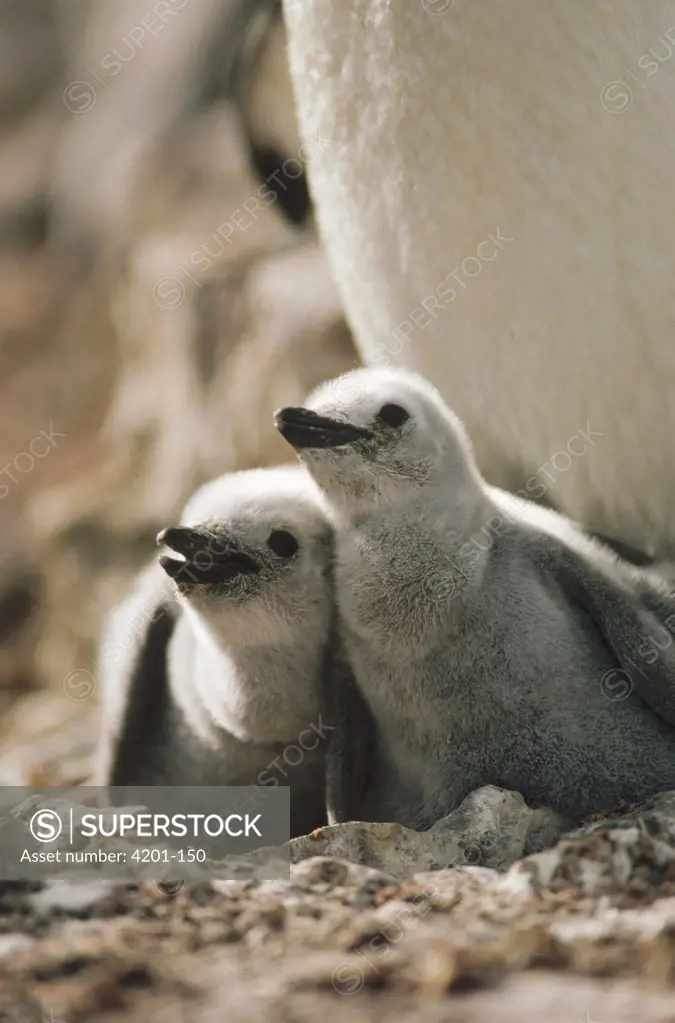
<box><xmin>156</xmin><ymin>526</ymin><xmax>259</xmax><ymax>583</ymax></box>
<box><xmin>274</xmin><ymin>406</ymin><xmax>373</xmax><ymax>449</ymax></box>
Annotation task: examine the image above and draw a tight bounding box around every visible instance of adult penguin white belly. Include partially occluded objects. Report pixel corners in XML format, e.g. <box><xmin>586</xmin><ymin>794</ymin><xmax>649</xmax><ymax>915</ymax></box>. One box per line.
<box><xmin>282</xmin><ymin>0</ymin><xmax>675</xmax><ymax>557</ymax></box>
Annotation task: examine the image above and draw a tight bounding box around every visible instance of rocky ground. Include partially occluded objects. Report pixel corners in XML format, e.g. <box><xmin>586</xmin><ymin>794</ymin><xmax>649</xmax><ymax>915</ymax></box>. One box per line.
<box><xmin>3</xmin><ymin>788</ymin><xmax>675</xmax><ymax>1022</ymax></box>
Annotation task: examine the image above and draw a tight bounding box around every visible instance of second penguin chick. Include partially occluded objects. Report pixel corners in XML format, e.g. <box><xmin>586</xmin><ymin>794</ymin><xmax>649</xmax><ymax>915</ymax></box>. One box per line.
<box><xmin>96</xmin><ymin>466</ymin><xmax>336</xmax><ymax>838</ymax></box>
<box><xmin>275</xmin><ymin>368</ymin><xmax>675</xmax><ymax>831</ymax></box>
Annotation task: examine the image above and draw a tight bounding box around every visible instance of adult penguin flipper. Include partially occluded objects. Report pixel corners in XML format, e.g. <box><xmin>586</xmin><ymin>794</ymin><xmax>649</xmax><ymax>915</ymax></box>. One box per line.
<box><xmin>322</xmin><ymin>632</ymin><xmax>377</xmax><ymax>825</ymax></box>
<box><xmin>535</xmin><ymin>532</ymin><xmax>675</xmax><ymax>728</ymax></box>
<box><xmin>94</xmin><ymin>565</ymin><xmax>178</xmax><ymax>786</ymax></box>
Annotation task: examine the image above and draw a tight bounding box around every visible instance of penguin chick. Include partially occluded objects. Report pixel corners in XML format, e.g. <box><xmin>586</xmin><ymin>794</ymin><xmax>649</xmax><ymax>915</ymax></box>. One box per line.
<box><xmin>275</xmin><ymin>368</ymin><xmax>675</xmax><ymax>830</ymax></box>
<box><xmin>96</xmin><ymin>466</ymin><xmax>337</xmax><ymax>838</ymax></box>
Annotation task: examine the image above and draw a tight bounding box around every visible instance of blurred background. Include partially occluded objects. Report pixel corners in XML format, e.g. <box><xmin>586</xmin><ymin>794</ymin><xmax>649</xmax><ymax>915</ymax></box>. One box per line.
<box><xmin>0</xmin><ymin>0</ymin><xmax>356</xmax><ymax>785</ymax></box>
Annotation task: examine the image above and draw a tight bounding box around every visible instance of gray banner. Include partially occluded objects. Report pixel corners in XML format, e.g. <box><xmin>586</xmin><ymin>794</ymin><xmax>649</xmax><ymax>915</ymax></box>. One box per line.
<box><xmin>0</xmin><ymin>786</ymin><xmax>290</xmax><ymax>882</ymax></box>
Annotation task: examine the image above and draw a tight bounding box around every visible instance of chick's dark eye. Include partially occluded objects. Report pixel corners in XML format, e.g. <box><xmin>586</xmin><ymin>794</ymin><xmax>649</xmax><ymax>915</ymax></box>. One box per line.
<box><xmin>378</xmin><ymin>403</ymin><xmax>410</xmax><ymax>428</ymax></box>
<box><xmin>267</xmin><ymin>529</ymin><xmax>299</xmax><ymax>558</ymax></box>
